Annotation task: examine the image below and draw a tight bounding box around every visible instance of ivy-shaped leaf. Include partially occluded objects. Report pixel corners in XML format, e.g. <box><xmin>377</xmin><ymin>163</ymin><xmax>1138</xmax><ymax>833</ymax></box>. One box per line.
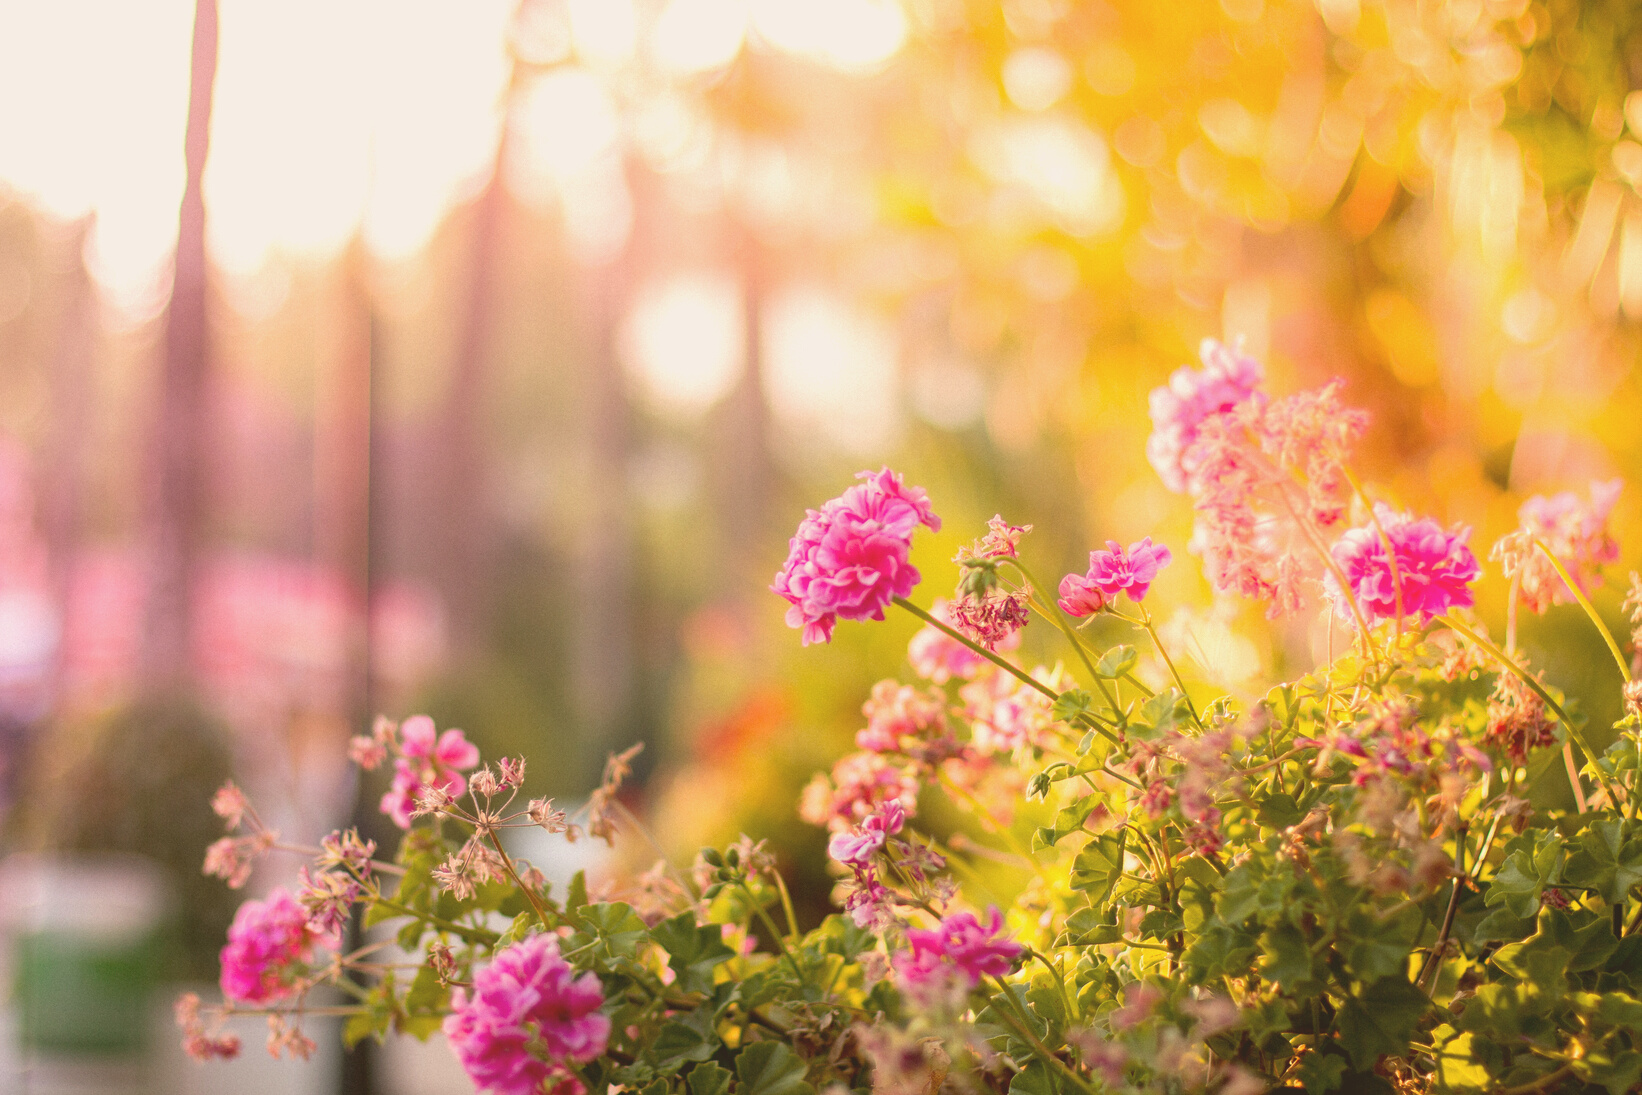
<box><xmin>1484</xmin><ymin>831</ymin><xmax>1562</xmax><ymax>919</ymax></box>
<box><xmin>1095</xmin><ymin>645</ymin><xmax>1138</xmax><ymax>679</ymax></box>
<box><xmin>1068</xmin><ymin>830</ymin><xmax>1125</xmax><ymax>903</ymax></box>
<box><xmin>1335</xmin><ymin>977</ymin><xmax>1428</xmax><ymax>1069</ymax></box>
<box><xmin>1562</xmin><ymin>820</ymin><xmax>1642</xmax><ymax>905</ymax></box>
<box><xmin>688</xmin><ymin>1063</ymin><xmax>733</xmax><ymax>1095</ymax></box>
<box><xmin>577</xmin><ymin>902</ymin><xmax>651</xmax><ymax>961</ymax></box>
<box><xmin>736</xmin><ymin>1042</ymin><xmax>814</xmax><ymax>1095</ymax></box>
<box><xmin>1008</xmin><ymin>1058</ymin><xmax>1060</xmax><ymax>1095</ymax></box>
<box><xmin>652</xmin><ymin>912</ymin><xmax>736</xmax><ymax>994</ymax></box>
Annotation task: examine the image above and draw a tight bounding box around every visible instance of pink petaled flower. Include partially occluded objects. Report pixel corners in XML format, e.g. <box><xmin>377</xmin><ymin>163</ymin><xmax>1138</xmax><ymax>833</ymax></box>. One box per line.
<box><xmin>1492</xmin><ymin>480</ymin><xmax>1623</xmax><ymax>614</ymax></box>
<box><xmin>772</xmin><ymin>468</ymin><xmax>940</xmax><ymax>645</ymax></box>
<box><xmin>856</xmin><ymin>681</ymin><xmax>957</xmax><ymax>764</ymax></box>
<box><xmin>1328</xmin><ymin>504</ymin><xmax>1481</xmax><ymax>624</ymax></box>
<box><xmin>828</xmin><ymin>802</ymin><xmax>906</xmax><ymax>866</ymax></box>
<box><xmin>443</xmin><ymin>934</ymin><xmax>609</xmax><ymax>1095</ymax></box>
<box><xmin>893</xmin><ymin>907</ymin><xmax>1020</xmax><ymax>992</ymax></box>
<box><xmin>961</xmin><ymin>665</ymin><xmax>1068</xmax><ymax>756</ymax></box>
<box><xmin>381</xmin><ymin>758</ymin><xmax>467</xmax><ymax>829</ymax></box>
<box><xmin>800</xmin><ymin>752</ymin><xmax>920</xmax><ymax>831</ymax></box>
<box><xmin>1147</xmin><ymin>338</ymin><xmax>1264</xmax><ymax>493</ymax></box>
<box><xmin>1060</xmin><ymin>538</ymin><xmax>1172</xmax><ymax>616</ymax></box>
<box><xmin>220</xmin><ymin>889</ymin><xmax>325</xmax><ymax>1004</ymax></box>
<box><xmin>400</xmin><ymin>715</ymin><xmax>482</xmax><ymax>769</ymax></box>
<box><xmin>907</xmin><ymin>598</ymin><xmax>1003</xmax><ymax>683</ymax></box>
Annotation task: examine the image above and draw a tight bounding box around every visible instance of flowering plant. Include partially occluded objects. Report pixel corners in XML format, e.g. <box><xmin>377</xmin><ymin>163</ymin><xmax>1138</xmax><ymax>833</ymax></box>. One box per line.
<box><xmin>183</xmin><ymin>340</ymin><xmax>1642</xmax><ymax>1095</ymax></box>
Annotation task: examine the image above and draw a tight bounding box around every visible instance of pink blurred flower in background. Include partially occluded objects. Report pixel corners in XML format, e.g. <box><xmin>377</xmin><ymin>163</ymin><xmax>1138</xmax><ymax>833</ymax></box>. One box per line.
<box><xmin>772</xmin><ymin>468</ymin><xmax>939</xmax><ymax>645</ymax></box>
<box><xmin>444</xmin><ymin>933</ymin><xmax>610</xmax><ymax>1095</ymax></box>
<box><xmin>219</xmin><ymin>888</ymin><xmax>326</xmax><ymax>1004</ymax></box>
<box><xmin>379</xmin><ymin>717</ymin><xmax>481</xmax><ymax>829</ymax></box>
<box><xmin>1492</xmin><ymin>480</ymin><xmax>1622</xmax><ymax>613</ymax></box>
<box><xmin>907</xmin><ymin>598</ymin><xmax>997</xmax><ymax>682</ymax></box>
<box><xmin>1328</xmin><ymin>505</ymin><xmax>1480</xmax><ymax>624</ymax></box>
<box><xmin>1146</xmin><ymin>338</ymin><xmax>1264</xmax><ymax>493</ymax></box>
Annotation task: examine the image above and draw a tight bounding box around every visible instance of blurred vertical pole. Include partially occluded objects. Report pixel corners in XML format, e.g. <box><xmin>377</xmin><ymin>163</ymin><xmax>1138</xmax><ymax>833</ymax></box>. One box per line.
<box><xmin>42</xmin><ymin>217</ymin><xmax>96</xmax><ymax>699</ymax></box>
<box><xmin>722</xmin><ymin>218</ymin><xmax>772</xmax><ymax>587</ymax></box>
<box><xmin>438</xmin><ymin>124</ymin><xmax>513</xmax><ymax>655</ymax></box>
<box><xmin>327</xmin><ymin>241</ymin><xmax>380</xmax><ymax>1095</ymax></box>
<box><xmin>316</xmin><ymin>237</ymin><xmax>374</xmax><ymax>705</ymax></box>
<box><xmin>141</xmin><ymin>0</ymin><xmax>218</xmax><ymax>690</ymax></box>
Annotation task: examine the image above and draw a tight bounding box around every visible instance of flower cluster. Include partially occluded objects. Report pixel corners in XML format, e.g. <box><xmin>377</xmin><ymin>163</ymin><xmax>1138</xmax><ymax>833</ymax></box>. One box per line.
<box><xmin>1492</xmin><ymin>480</ymin><xmax>1623</xmax><ymax>613</ymax></box>
<box><xmin>443</xmin><ymin>934</ymin><xmax>610</xmax><ymax>1095</ymax></box>
<box><xmin>892</xmin><ymin>907</ymin><xmax>1020</xmax><ymax>1001</ymax></box>
<box><xmin>1328</xmin><ymin>505</ymin><xmax>1481</xmax><ymax>624</ymax></box>
<box><xmin>772</xmin><ymin>467</ymin><xmax>940</xmax><ymax>645</ymax></box>
<box><xmin>351</xmin><ymin>714</ymin><xmax>481</xmax><ymax>829</ymax></box>
<box><xmin>219</xmin><ymin>888</ymin><xmax>327</xmax><ymax>1005</ymax></box>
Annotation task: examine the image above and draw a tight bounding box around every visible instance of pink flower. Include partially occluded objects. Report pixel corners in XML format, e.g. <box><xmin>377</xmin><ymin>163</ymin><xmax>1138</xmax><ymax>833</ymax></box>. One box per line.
<box><xmin>400</xmin><ymin>715</ymin><xmax>482</xmax><ymax>769</ymax></box>
<box><xmin>961</xmin><ymin>665</ymin><xmax>1067</xmax><ymax>755</ymax></box>
<box><xmin>378</xmin><ymin>717</ymin><xmax>481</xmax><ymax>829</ymax></box>
<box><xmin>856</xmin><ymin>681</ymin><xmax>955</xmax><ymax>763</ymax></box>
<box><xmin>907</xmin><ymin>599</ymin><xmax>997</xmax><ymax>683</ymax></box>
<box><xmin>772</xmin><ymin>468</ymin><xmax>940</xmax><ymax>645</ymax></box>
<box><xmin>955</xmin><ymin>515</ymin><xmax>1031</xmax><ymax>562</ymax></box>
<box><xmin>1492</xmin><ymin>480</ymin><xmax>1622</xmax><ymax>614</ymax></box>
<box><xmin>828</xmin><ymin>802</ymin><xmax>906</xmax><ymax>866</ymax></box>
<box><xmin>1059</xmin><ymin>538</ymin><xmax>1172</xmax><ymax>616</ymax></box>
<box><xmin>799</xmin><ymin>752</ymin><xmax>921</xmax><ymax>831</ymax></box>
<box><xmin>1328</xmin><ymin>504</ymin><xmax>1481</xmax><ymax>624</ymax></box>
<box><xmin>893</xmin><ymin>907</ymin><xmax>1020</xmax><ymax>992</ymax></box>
<box><xmin>1147</xmin><ymin>339</ymin><xmax>1264</xmax><ymax>493</ymax></box>
<box><xmin>220</xmin><ymin>889</ymin><xmax>325</xmax><ymax>1004</ymax></box>
<box><xmin>443</xmin><ymin>934</ymin><xmax>610</xmax><ymax>1095</ymax></box>
<box><xmin>948</xmin><ymin>589</ymin><xmax>1030</xmax><ymax>649</ymax></box>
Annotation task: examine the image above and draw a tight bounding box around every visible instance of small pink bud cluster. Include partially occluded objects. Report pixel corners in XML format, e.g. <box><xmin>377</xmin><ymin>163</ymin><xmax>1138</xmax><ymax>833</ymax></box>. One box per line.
<box><xmin>1057</xmin><ymin>538</ymin><xmax>1172</xmax><ymax>617</ymax></box>
<box><xmin>907</xmin><ymin>598</ymin><xmax>1005</xmax><ymax>683</ymax></box>
<box><xmin>359</xmin><ymin>715</ymin><xmax>482</xmax><ymax>829</ymax></box>
<box><xmin>856</xmin><ymin>681</ymin><xmax>959</xmax><ymax>764</ymax></box>
<box><xmin>202</xmin><ymin>778</ymin><xmax>277</xmax><ymax>890</ymax></box>
<box><xmin>176</xmin><ymin>992</ymin><xmax>241</xmax><ymax>1062</ymax></box>
<box><xmin>443</xmin><ymin>934</ymin><xmax>610</xmax><ymax>1095</ymax></box>
<box><xmin>772</xmin><ymin>468</ymin><xmax>940</xmax><ymax>645</ymax></box>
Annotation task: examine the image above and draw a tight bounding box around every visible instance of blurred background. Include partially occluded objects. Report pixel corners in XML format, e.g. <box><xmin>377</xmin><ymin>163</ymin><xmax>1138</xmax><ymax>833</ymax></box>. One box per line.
<box><xmin>1</xmin><ymin>0</ymin><xmax>1640</xmax><ymax>1090</ymax></box>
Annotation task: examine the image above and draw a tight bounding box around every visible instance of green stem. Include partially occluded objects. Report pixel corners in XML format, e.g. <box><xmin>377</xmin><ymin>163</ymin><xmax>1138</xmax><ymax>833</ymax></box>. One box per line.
<box><xmin>985</xmin><ymin>975</ymin><xmax>1098</xmax><ymax>1095</ymax></box>
<box><xmin>367</xmin><ymin>895</ymin><xmax>499</xmax><ymax>946</ymax></box>
<box><xmin>739</xmin><ymin>881</ymin><xmax>807</xmax><ymax>986</ymax></box>
<box><xmin>1137</xmin><ymin>602</ymin><xmax>1204</xmax><ymax>731</ymax></box>
<box><xmin>1439</xmin><ymin>614</ymin><xmax>1622</xmax><ymax>809</ymax></box>
<box><xmin>893</xmin><ymin>596</ymin><xmax>1118</xmax><ymax>743</ymax></box>
<box><xmin>1006</xmin><ymin>559</ymin><xmax>1126</xmax><ymax>728</ymax></box>
<box><xmin>1533</xmin><ymin>537</ymin><xmax>1632</xmax><ymax>683</ymax></box>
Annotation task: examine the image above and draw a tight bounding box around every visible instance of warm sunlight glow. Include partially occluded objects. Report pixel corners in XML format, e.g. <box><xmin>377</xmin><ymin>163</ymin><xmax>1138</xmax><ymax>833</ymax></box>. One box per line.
<box><xmin>750</xmin><ymin>0</ymin><xmax>907</xmax><ymax>73</ymax></box>
<box><xmin>621</xmin><ymin>271</ymin><xmax>746</xmax><ymax>416</ymax></box>
<box><xmin>0</xmin><ymin>0</ymin><xmax>511</xmax><ymax>303</ymax></box>
<box><xmin>763</xmin><ymin>285</ymin><xmax>899</xmax><ymax>454</ymax></box>
<box><xmin>652</xmin><ymin>0</ymin><xmax>748</xmax><ymax>75</ymax></box>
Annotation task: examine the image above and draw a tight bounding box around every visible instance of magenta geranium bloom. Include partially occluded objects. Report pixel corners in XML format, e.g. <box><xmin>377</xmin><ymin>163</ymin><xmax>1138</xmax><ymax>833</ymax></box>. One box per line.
<box><xmin>772</xmin><ymin>468</ymin><xmax>940</xmax><ymax>645</ymax></box>
<box><xmin>1058</xmin><ymin>537</ymin><xmax>1173</xmax><ymax>616</ymax></box>
<box><xmin>220</xmin><ymin>889</ymin><xmax>322</xmax><ymax>1004</ymax></box>
<box><xmin>443</xmin><ymin>934</ymin><xmax>610</xmax><ymax>1095</ymax></box>
<box><xmin>1329</xmin><ymin>504</ymin><xmax>1480</xmax><ymax>624</ymax></box>
<box><xmin>893</xmin><ymin>907</ymin><xmax>1021</xmax><ymax>991</ymax></box>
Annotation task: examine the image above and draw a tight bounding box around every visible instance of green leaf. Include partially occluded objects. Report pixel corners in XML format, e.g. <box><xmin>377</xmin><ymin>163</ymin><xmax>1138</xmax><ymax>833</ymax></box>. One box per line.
<box><xmin>1060</xmin><ymin>907</ymin><xmax>1123</xmax><ymax>947</ymax></box>
<box><xmin>1183</xmin><ymin>922</ymin><xmax>1258</xmax><ymax>982</ymax></box>
<box><xmin>1068</xmin><ymin>831</ymin><xmax>1125</xmax><ymax>903</ymax></box>
<box><xmin>689</xmin><ymin>1063</ymin><xmax>733</xmax><ymax>1095</ymax></box>
<box><xmin>1008</xmin><ymin>1058</ymin><xmax>1060</xmax><ymax>1095</ymax></box>
<box><xmin>652</xmin><ymin>1019</ymin><xmax>718</xmax><ymax>1072</ymax></box>
<box><xmin>736</xmin><ymin>1042</ymin><xmax>814</xmax><ymax>1095</ymax></box>
<box><xmin>1051</xmin><ymin>690</ymin><xmax>1094</xmax><ymax>723</ymax></box>
<box><xmin>1343</xmin><ymin>908</ymin><xmax>1417</xmax><ymax>984</ymax></box>
<box><xmin>567</xmin><ymin>870</ymin><xmax>589</xmax><ymax>912</ymax></box>
<box><xmin>652</xmin><ymin>912</ymin><xmax>736</xmax><ymax>994</ymax></box>
<box><xmin>1335</xmin><ymin>977</ymin><xmax>1428</xmax><ymax>1069</ymax></box>
<box><xmin>1562</xmin><ymin>820</ymin><xmax>1642</xmax><ymax>905</ymax></box>
<box><xmin>1095</xmin><ymin>645</ymin><xmax>1138</xmax><ymax>679</ymax></box>
<box><xmin>1485</xmin><ymin>832</ymin><xmax>1562</xmax><ymax>919</ymax></box>
<box><xmin>1259</xmin><ymin>922</ymin><xmax>1315</xmax><ymax>991</ymax></box>
<box><xmin>1256</xmin><ymin>793</ymin><xmax>1305</xmax><ymax>829</ymax></box>
<box><xmin>1574</xmin><ymin>1048</ymin><xmax>1642</xmax><ymax>1095</ymax></box>
<box><xmin>577</xmin><ymin>902</ymin><xmax>651</xmax><ymax>960</ymax></box>
<box><xmin>1032</xmin><ymin>802</ymin><xmax>1096</xmax><ymax>851</ymax></box>
<box><xmin>1471</xmin><ymin>905</ymin><xmax>1535</xmax><ymax>946</ymax></box>
<box><xmin>404</xmin><ymin>962</ymin><xmax>446</xmax><ymax>1017</ymax></box>
<box><xmin>1297</xmin><ymin>1052</ymin><xmax>1349</xmax><ymax>1094</ymax></box>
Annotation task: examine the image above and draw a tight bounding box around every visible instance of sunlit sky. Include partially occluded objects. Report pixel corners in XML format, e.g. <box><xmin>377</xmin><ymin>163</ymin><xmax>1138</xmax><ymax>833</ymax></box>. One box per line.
<box><xmin>0</xmin><ymin>0</ymin><xmax>907</xmax><ymax>312</ymax></box>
